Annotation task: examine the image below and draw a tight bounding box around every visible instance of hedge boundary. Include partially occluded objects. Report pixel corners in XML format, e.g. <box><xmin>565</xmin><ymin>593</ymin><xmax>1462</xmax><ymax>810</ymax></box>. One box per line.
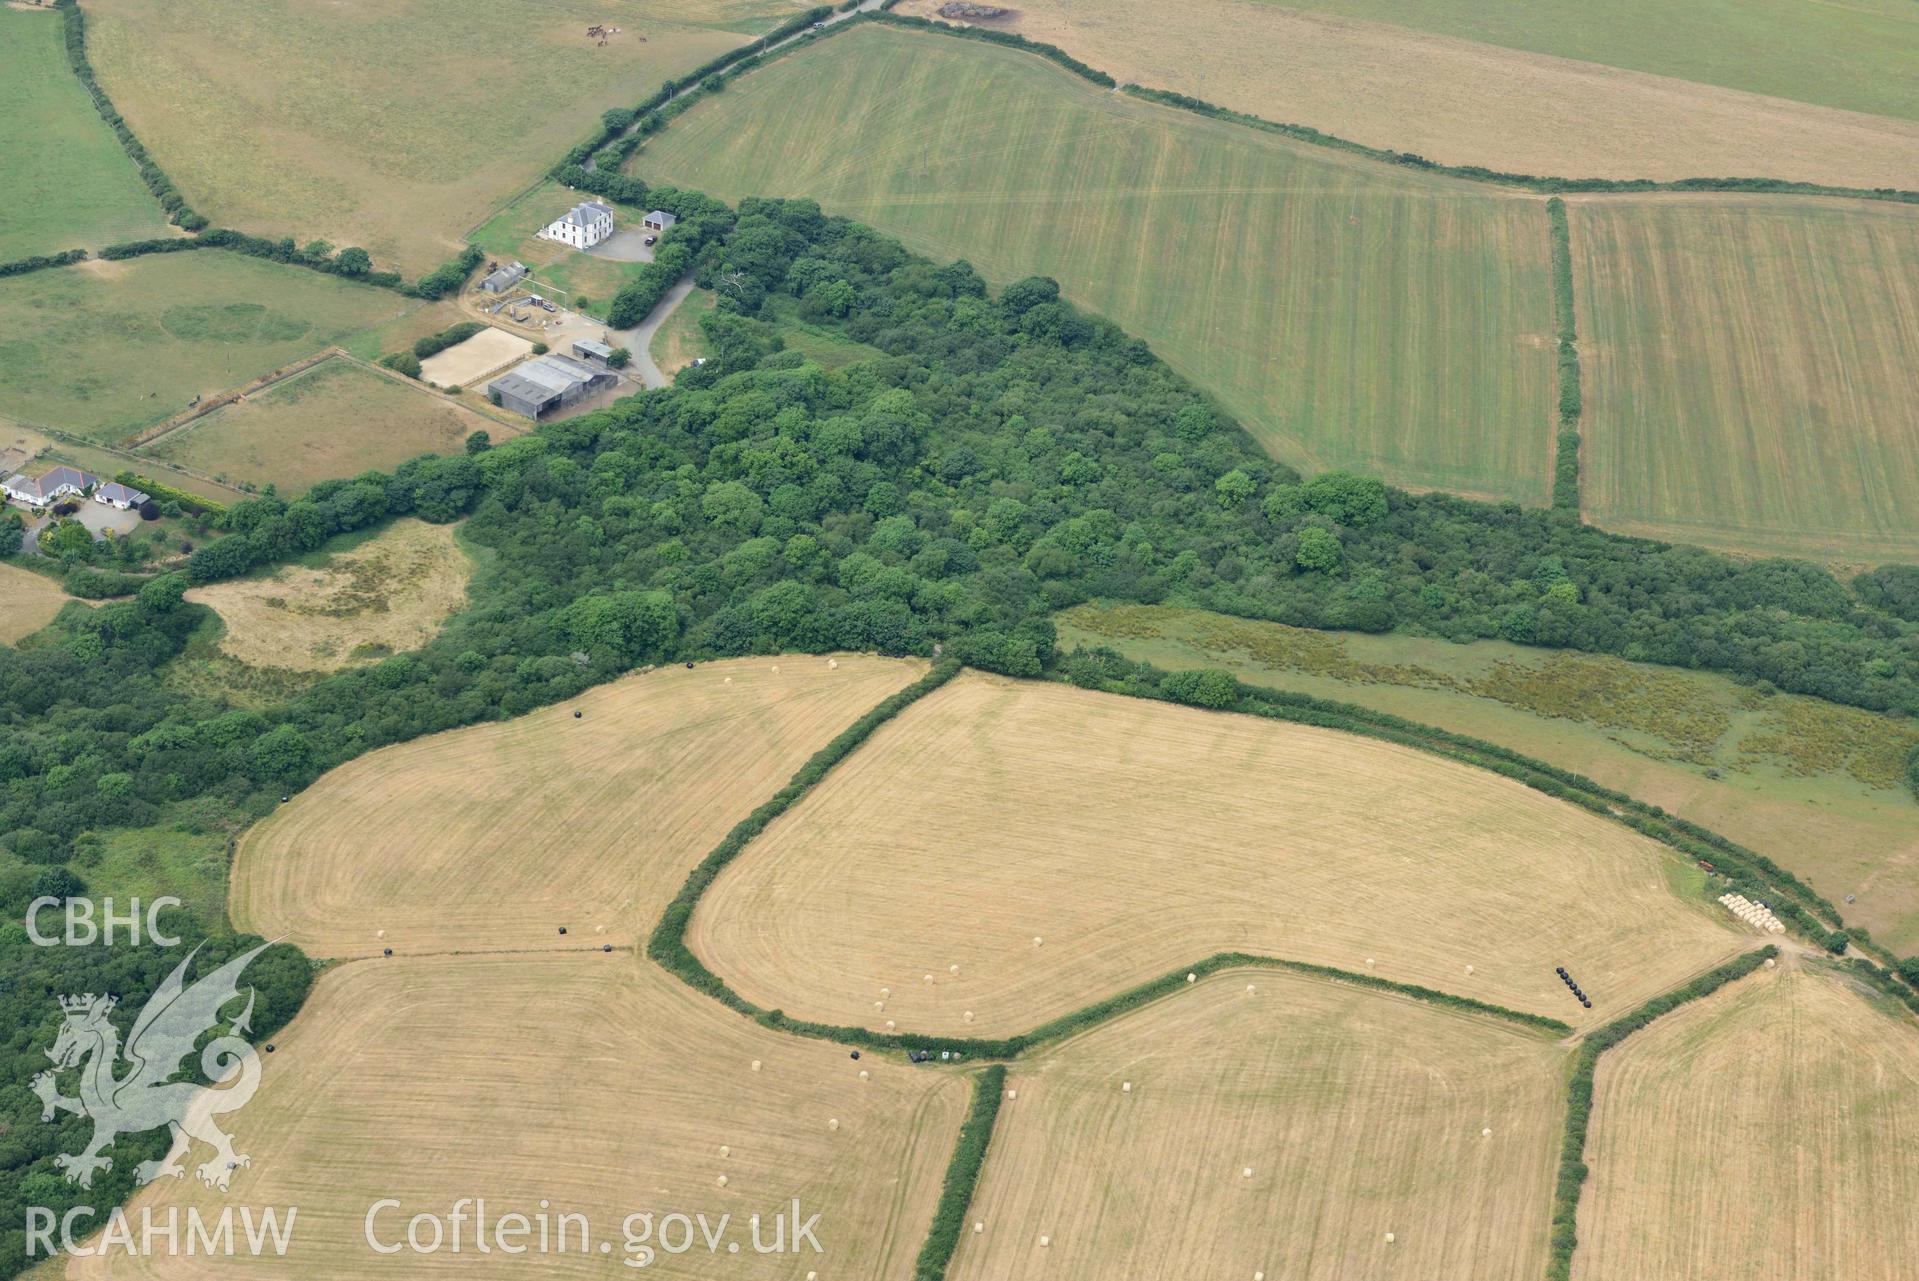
<box><xmin>913</xmin><ymin>1064</ymin><xmax>1005</xmax><ymax>1281</ymax></box>
<box><xmin>648</xmin><ymin>660</ymin><xmax>1574</xmax><ymax>1058</ymax></box>
<box><xmin>1544</xmin><ymin>945</ymin><xmax>1776</xmax><ymax>1280</ymax></box>
<box><xmin>0</xmin><ymin>249</ymin><xmax>87</xmax><ymax>278</ymax></box>
<box><xmin>1546</xmin><ymin>198</ymin><xmax>1582</xmax><ymax>510</ymax></box>
<box><xmin>702</xmin><ymin>10</ymin><xmax>1919</xmax><ymax>206</ymax></box>
<box><xmin>54</xmin><ymin>0</ymin><xmax>205</xmax><ymax>230</ymax></box>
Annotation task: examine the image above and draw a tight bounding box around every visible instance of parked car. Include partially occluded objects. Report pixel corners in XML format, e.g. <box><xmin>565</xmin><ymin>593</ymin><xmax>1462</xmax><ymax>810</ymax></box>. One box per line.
<box><xmin>643</xmin><ymin>234</ymin><xmax>657</xmax><ymax>246</ymax></box>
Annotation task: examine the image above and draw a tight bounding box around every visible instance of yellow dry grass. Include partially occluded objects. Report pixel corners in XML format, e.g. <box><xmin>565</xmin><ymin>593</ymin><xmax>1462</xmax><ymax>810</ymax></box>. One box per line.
<box><xmin>894</xmin><ymin>0</ymin><xmax>1919</xmax><ymax>191</ymax></box>
<box><xmin>67</xmin><ymin>953</ymin><xmax>968</xmax><ymax>1280</ymax></box>
<box><xmin>1575</xmin><ymin>960</ymin><xmax>1919</xmax><ymax>1280</ymax></box>
<box><xmin>230</xmin><ymin>654</ymin><xmax>924</xmax><ymax>956</ymax></box>
<box><xmin>0</xmin><ymin>563</ymin><xmax>81</xmax><ymax>643</ymax></box>
<box><xmin>953</xmin><ymin>967</ymin><xmax>1565</xmax><ymax>1280</ymax></box>
<box><xmin>183</xmin><ymin>519</ymin><xmax>471</xmax><ymax>673</ymax></box>
<box><xmin>691</xmin><ymin>672</ymin><xmax>1745</xmax><ymax>1037</ymax></box>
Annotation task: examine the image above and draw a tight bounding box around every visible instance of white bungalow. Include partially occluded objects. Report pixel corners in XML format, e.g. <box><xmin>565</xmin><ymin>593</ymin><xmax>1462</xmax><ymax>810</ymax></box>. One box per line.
<box><xmin>94</xmin><ymin>482</ymin><xmax>150</xmax><ymax>510</ymax></box>
<box><xmin>537</xmin><ymin>201</ymin><xmax>615</xmax><ymax>250</ymax></box>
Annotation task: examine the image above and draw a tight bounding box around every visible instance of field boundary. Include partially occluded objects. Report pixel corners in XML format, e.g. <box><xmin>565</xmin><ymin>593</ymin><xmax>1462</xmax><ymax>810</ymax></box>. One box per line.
<box><xmin>632</xmin><ymin>11</ymin><xmax>1919</xmax><ymax>208</ymax></box>
<box><xmin>1546</xmin><ymin>198</ymin><xmax>1582</xmax><ymax>510</ymax></box>
<box><xmin>1544</xmin><ymin>944</ymin><xmax>1776</xmax><ymax>1280</ymax></box>
<box><xmin>913</xmin><ymin>1064</ymin><xmax>1005</xmax><ymax>1281</ymax></box>
<box><xmin>120</xmin><ymin>346</ymin><xmax>346</xmax><ymax>450</ymax></box>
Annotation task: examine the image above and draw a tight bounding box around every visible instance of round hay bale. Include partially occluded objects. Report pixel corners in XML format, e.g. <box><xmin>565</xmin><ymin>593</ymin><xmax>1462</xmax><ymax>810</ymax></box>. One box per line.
<box><xmin>1006</xmin><ymin>1088</ymin><xmax>1017</xmax><ymax>1100</ymax></box>
<box><xmin>950</xmin><ymin>964</ymin><xmax>961</xmax><ymax>975</ymax></box>
<box><xmin>974</xmin><ymin>1222</ymin><xmax>984</xmax><ymax>1234</ymax></box>
<box><xmin>1246</xmin><ymin>984</ymin><xmax>1256</xmax><ymax>994</ymax></box>
<box><xmin>828</xmin><ymin>658</ymin><xmax>838</xmax><ymax>669</ymax></box>
<box><xmin>1765</xmin><ymin>958</ymin><xmax>1776</xmax><ymax>969</ymax></box>
<box><xmin>1033</xmin><ymin>936</ymin><xmax>1043</xmax><ymax>947</ymax></box>
<box><xmin>751</xmin><ymin>1059</ymin><xmax>761</xmax><ymax>1072</ymax></box>
<box><xmin>858</xmin><ymin>1069</ymin><xmax>869</xmax><ymax>1080</ymax></box>
<box><xmin>716</xmin><ymin>1174</ymin><xmax>728</xmax><ymax>1187</ymax></box>
<box><xmin>1122</xmin><ymin>1081</ymin><xmax>1132</xmax><ymax>1093</ymax></box>
<box><xmin>383</xmin><ymin>947</ymin><xmax>393</xmax><ymax>956</ymax></box>
<box><xmin>1465</xmin><ymin>964</ymin><xmax>1475</xmax><ymax>974</ymax></box>
<box><xmin>1365</xmin><ymin>958</ymin><xmax>1375</xmax><ymax>967</ymax></box>
<box><xmin>723</xmin><ymin>676</ymin><xmax>732</xmax><ymax>685</ymax></box>
<box><xmin>885</xmin><ymin>1020</ymin><xmax>896</xmax><ymax>1030</ymax></box>
<box><xmin>771</xmin><ymin>665</ymin><xmax>779</xmax><ymax>673</ymax></box>
<box><xmin>828</xmin><ymin>1118</ymin><xmax>839</xmax><ymax>1131</ymax></box>
<box><xmin>720</xmin><ymin>1145</ymin><xmax>729</xmax><ymax>1157</ymax></box>
<box><xmin>1385</xmin><ymin>1232</ymin><xmax>1395</xmax><ymax>1244</ymax></box>
<box><xmin>880</xmin><ymin>987</ymin><xmax>891</xmax><ymax>998</ymax></box>
<box><xmin>875</xmin><ymin>1001</ymin><xmax>885</xmax><ymax>1011</ymax></box>
<box><xmin>377</xmin><ymin>929</ymin><xmax>386</xmax><ymax>939</ymax></box>
<box><xmin>924</xmin><ymin>974</ymin><xmax>935</xmax><ymax>984</ymax></box>
<box><xmin>1482</xmin><ymin>1128</ymin><xmax>1493</xmax><ymax>1138</ymax></box>
<box><xmin>1242</xmin><ymin>1167</ymin><xmax>1253</xmax><ymax>1179</ymax></box>
<box><xmin>1039</xmin><ymin>1235</ymin><xmax>1051</xmax><ymax>1248</ymax></box>
<box><xmin>1187</xmin><ymin>972</ymin><xmax>1197</xmax><ymax>983</ymax></box>
<box><xmin>964</xmin><ymin>1010</ymin><xmax>975</xmax><ymax>1022</ymax></box>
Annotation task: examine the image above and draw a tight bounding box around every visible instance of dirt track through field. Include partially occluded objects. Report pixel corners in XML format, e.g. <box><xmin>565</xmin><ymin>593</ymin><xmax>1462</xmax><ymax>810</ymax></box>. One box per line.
<box><xmin>952</xmin><ymin>968</ymin><xmax>1565</xmax><ymax>1280</ymax></box>
<box><xmin>67</xmin><ymin>953</ymin><xmax>967</xmax><ymax>1280</ymax></box>
<box><xmin>230</xmin><ymin>655</ymin><xmax>923</xmax><ymax>956</ymax></box>
<box><xmin>1574</xmin><ymin>960</ymin><xmax>1919</xmax><ymax>1280</ymax></box>
<box><xmin>691</xmin><ymin>672</ymin><xmax>1746</xmax><ymax>1038</ymax></box>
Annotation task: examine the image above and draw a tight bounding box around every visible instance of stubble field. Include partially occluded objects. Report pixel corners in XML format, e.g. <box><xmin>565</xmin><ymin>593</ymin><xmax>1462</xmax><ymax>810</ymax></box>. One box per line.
<box><xmin>634</xmin><ymin>24</ymin><xmax>1558</xmax><ymax>502</ymax></box>
<box><xmin>690</xmin><ymin>672</ymin><xmax>1746</xmax><ymax>1038</ymax></box>
<box><xmin>1574</xmin><ymin>960</ymin><xmax>1919</xmax><ymax>1281</ymax></box>
<box><xmin>952</xmin><ymin>968</ymin><xmax>1565</xmax><ymax>1280</ymax></box>
<box><xmin>0</xmin><ymin>564</ymin><xmax>83</xmax><ymax>644</ymax></box>
<box><xmin>82</xmin><ymin>0</ymin><xmax>812</xmax><ymax>275</ymax></box>
<box><xmin>893</xmin><ymin>0</ymin><xmax>1919</xmax><ymax>191</ymax></box>
<box><xmin>66</xmin><ymin>953</ymin><xmax>968</xmax><ymax>1280</ymax></box>
<box><xmin>143</xmin><ymin>356</ymin><xmax>504</xmax><ymax>494</ymax></box>
<box><xmin>230</xmin><ymin>655</ymin><xmax>924</xmax><ymax>957</ymax></box>
<box><xmin>1571</xmin><ymin>196</ymin><xmax>1919</xmax><ymax>561</ymax></box>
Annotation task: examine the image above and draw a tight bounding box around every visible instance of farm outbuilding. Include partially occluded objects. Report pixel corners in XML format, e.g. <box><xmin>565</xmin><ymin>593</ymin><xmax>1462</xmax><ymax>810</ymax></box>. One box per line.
<box><xmin>642</xmin><ymin>210</ymin><xmax>678</xmax><ymax>234</ymax></box>
<box><xmin>486</xmin><ymin>353</ymin><xmax>617</xmax><ymax>420</ymax></box>
<box><xmin>94</xmin><ymin>482</ymin><xmax>150</xmax><ymax>510</ymax></box>
<box><xmin>481</xmin><ymin>261</ymin><xmax>528</xmax><ymax>293</ymax></box>
<box><xmin>572</xmin><ymin>338</ymin><xmax>615</xmax><ymax>363</ymax></box>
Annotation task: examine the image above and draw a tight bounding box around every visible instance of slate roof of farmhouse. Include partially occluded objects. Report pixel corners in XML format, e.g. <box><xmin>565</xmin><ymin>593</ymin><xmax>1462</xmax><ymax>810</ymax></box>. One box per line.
<box><xmin>558</xmin><ymin>201</ymin><xmax>614</xmax><ymax>227</ymax></box>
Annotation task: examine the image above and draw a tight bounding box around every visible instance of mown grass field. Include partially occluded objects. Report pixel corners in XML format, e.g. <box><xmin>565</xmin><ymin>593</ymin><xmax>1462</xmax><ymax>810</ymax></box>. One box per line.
<box><xmin>1253</xmin><ymin>0</ymin><xmax>1919</xmax><ymax>123</ymax></box>
<box><xmin>1056</xmin><ymin>603</ymin><xmax>1919</xmax><ymax>952</ymax></box>
<box><xmin>691</xmin><ymin>672</ymin><xmax>1745</xmax><ymax>1037</ymax></box>
<box><xmin>901</xmin><ymin>0</ymin><xmax>1919</xmax><ymax>190</ymax></box>
<box><xmin>68</xmin><ymin>953</ymin><xmax>967</xmax><ymax>1281</ymax></box>
<box><xmin>1575</xmin><ymin>960</ymin><xmax>1919</xmax><ymax>1280</ymax></box>
<box><xmin>0</xmin><ymin>6</ymin><xmax>172</xmax><ymax>261</ymax></box>
<box><xmin>954</xmin><ymin>968</ymin><xmax>1563</xmax><ymax>1280</ymax></box>
<box><xmin>231</xmin><ymin>655</ymin><xmax>923</xmax><ymax>956</ymax></box>
<box><xmin>183</xmin><ymin>518</ymin><xmax>472</xmax><ymax>674</ymax></box>
<box><xmin>143</xmin><ymin>356</ymin><xmax>503</xmax><ymax>494</ymax></box>
<box><xmin>84</xmin><ymin>0</ymin><xmax>814</xmax><ymax>275</ymax></box>
<box><xmin>1571</xmin><ymin>197</ymin><xmax>1919</xmax><ymax>562</ymax></box>
<box><xmin>635</xmin><ymin>24</ymin><xmax>1558</xmax><ymax>502</ymax></box>
<box><xmin>0</xmin><ymin>255</ymin><xmax>421</xmax><ymax>442</ymax></box>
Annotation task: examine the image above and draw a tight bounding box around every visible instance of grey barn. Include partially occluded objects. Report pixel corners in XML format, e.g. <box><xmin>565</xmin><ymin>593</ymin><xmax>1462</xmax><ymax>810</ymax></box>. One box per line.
<box><xmin>486</xmin><ymin>353</ymin><xmax>617</xmax><ymax>419</ymax></box>
<box><xmin>481</xmin><ymin>261</ymin><xmax>528</xmax><ymax>294</ymax></box>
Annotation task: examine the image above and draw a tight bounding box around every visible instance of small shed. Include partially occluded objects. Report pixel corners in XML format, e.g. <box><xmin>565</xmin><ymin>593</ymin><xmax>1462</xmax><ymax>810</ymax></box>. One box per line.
<box><xmin>572</xmin><ymin>338</ymin><xmax>615</xmax><ymax>363</ymax></box>
<box><xmin>642</xmin><ymin>210</ymin><xmax>678</xmax><ymax>234</ymax></box>
<box><xmin>481</xmin><ymin>261</ymin><xmax>527</xmax><ymax>294</ymax></box>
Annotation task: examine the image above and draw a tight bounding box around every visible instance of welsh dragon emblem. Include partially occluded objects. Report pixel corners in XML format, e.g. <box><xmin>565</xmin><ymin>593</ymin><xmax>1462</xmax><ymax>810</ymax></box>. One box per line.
<box><xmin>33</xmin><ymin>942</ymin><xmax>270</xmax><ymax>1192</ymax></box>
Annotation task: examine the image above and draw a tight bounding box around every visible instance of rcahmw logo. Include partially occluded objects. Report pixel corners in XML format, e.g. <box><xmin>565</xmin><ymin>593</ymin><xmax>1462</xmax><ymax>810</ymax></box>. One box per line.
<box><xmin>33</xmin><ymin>941</ymin><xmax>271</xmax><ymax>1191</ymax></box>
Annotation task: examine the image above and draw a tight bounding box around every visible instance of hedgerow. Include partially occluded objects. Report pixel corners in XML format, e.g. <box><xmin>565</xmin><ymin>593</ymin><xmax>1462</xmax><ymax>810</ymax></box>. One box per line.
<box><xmin>1544</xmin><ymin>946</ymin><xmax>1775</xmax><ymax>1280</ymax></box>
<box><xmin>0</xmin><ymin>249</ymin><xmax>87</xmax><ymax>278</ymax></box>
<box><xmin>914</xmin><ymin>1065</ymin><xmax>1005</xmax><ymax>1281</ymax></box>
<box><xmin>1546</xmin><ymin>198</ymin><xmax>1582</xmax><ymax>509</ymax></box>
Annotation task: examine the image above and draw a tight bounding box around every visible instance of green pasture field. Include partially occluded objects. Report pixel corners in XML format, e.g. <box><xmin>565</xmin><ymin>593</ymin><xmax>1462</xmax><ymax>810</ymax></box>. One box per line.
<box><xmin>633</xmin><ymin>24</ymin><xmax>1558</xmax><ymax>502</ymax></box>
<box><xmin>142</xmin><ymin>355</ymin><xmax>500</xmax><ymax>495</ymax></box>
<box><xmin>0</xmin><ymin>254</ymin><xmax>421</xmax><ymax>443</ymax></box>
<box><xmin>1056</xmin><ymin>602</ymin><xmax>1919</xmax><ymax>952</ymax></box>
<box><xmin>82</xmin><ymin>0</ymin><xmax>813</xmax><ymax>276</ymax></box>
<box><xmin>0</xmin><ymin>6</ymin><xmax>172</xmax><ymax>261</ymax></box>
<box><xmin>1570</xmin><ymin>197</ymin><xmax>1919</xmax><ymax>563</ymax></box>
<box><xmin>1264</xmin><ymin>0</ymin><xmax>1919</xmax><ymax>122</ymax></box>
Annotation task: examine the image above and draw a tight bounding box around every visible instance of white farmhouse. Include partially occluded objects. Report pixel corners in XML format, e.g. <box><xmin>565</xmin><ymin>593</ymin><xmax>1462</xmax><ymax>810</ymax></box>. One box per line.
<box><xmin>537</xmin><ymin>201</ymin><xmax>615</xmax><ymax>250</ymax></box>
